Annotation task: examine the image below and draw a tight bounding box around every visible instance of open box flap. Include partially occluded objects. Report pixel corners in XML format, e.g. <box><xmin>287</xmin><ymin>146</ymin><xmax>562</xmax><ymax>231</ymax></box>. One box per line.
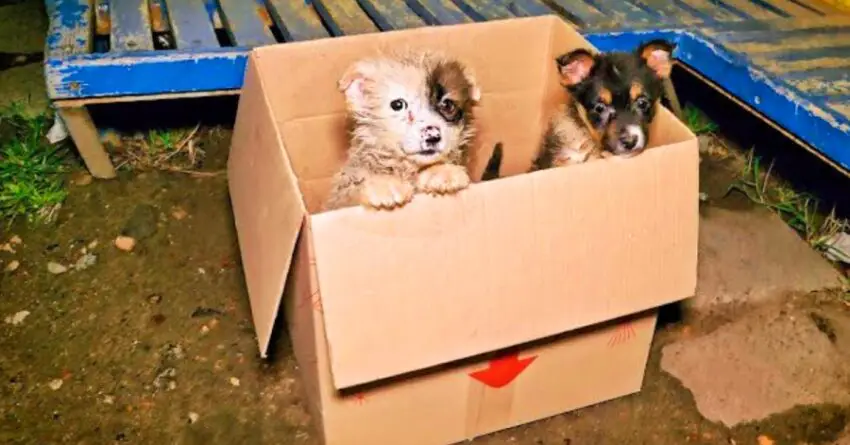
<box><xmin>311</xmin><ymin>112</ymin><xmax>699</xmax><ymax>390</ymax></box>
<box><xmin>228</xmin><ymin>52</ymin><xmax>306</xmax><ymax>357</ymax></box>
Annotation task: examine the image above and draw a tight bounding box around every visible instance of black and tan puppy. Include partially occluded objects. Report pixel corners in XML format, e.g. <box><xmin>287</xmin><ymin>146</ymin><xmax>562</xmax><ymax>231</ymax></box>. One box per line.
<box><xmin>324</xmin><ymin>51</ymin><xmax>481</xmax><ymax>211</ymax></box>
<box><xmin>532</xmin><ymin>39</ymin><xmax>676</xmax><ymax>170</ymax></box>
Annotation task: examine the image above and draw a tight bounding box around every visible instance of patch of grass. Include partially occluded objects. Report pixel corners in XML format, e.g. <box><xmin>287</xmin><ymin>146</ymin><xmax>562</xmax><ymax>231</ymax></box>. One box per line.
<box><xmin>109</xmin><ymin>125</ymin><xmax>205</xmax><ymax>173</ymax></box>
<box><xmin>0</xmin><ymin>103</ymin><xmax>68</xmax><ymax>226</ymax></box>
<box><xmin>683</xmin><ymin>104</ymin><xmax>718</xmax><ymax>135</ymax></box>
<box><xmin>727</xmin><ymin>149</ymin><xmax>849</xmax><ymax>254</ymax></box>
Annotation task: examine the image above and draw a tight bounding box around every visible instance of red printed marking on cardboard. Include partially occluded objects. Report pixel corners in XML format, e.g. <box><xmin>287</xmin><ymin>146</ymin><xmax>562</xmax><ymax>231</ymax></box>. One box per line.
<box><xmin>608</xmin><ymin>322</ymin><xmax>637</xmax><ymax>347</ymax></box>
<box><xmin>468</xmin><ymin>352</ymin><xmax>537</xmax><ymax>389</ymax></box>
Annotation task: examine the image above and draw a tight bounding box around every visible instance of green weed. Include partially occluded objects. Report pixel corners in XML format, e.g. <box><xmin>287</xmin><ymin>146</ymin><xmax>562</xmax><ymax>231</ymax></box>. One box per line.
<box><xmin>0</xmin><ymin>103</ymin><xmax>68</xmax><ymax>226</ymax></box>
<box><xmin>683</xmin><ymin>104</ymin><xmax>718</xmax><ymax>135</ymax></box>
<box><xmin>726</xmin><ymin>149</ymin><xmax>849</xmax><ymax>253</ymax></box>
<box><xmin>111</xmin><ymin>125</ymin><xmax>202</xmax><ymax>172</ymax></box>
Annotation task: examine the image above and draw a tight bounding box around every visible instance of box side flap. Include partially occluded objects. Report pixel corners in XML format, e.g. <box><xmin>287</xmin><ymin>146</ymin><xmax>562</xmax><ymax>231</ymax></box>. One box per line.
<box><xmin>228</xmin><ymin>52</ymin><xmax>306</xmax><ymax>357</ymax></box>
<box><xmin>311</xmin><ymin>115</ymin><xmax>699</xmax><ymax>389</ymax></box>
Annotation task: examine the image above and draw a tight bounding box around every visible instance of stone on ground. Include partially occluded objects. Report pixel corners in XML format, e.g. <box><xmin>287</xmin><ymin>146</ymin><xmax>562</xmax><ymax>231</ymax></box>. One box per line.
<box><xmin>660</xmin><ymin>305</ymin><xmax>850</xmax><ymax>427</ymax></box>
<box><xmin>694</xmin><ymin>206</ymin><xmax>843</xmax><ymax>310</ymax></box>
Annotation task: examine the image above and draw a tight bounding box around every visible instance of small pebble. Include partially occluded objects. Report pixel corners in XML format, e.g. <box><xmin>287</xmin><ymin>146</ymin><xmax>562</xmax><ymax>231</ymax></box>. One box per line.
<box><xmin>72</xmin><ymin>173</ymin><xmax>93</xmax><ymax>186</ymax></box>
<box><xmin>48</xmin><ymin>379</ymin><xmax>63</xmax><ymax>391</ymax></box>
<box><xmin>229</xmin><ymin>377</ymin><xmax>240</xmax><ymax>387</ymax></box>
<box><xmin>103</xmin><ymin>395</ymin><xmax>115</xmax><ymax>405</ymax></box>
<box><xmin>198</xmin><ymin>268</ymin><xmax>206</xmax><ymax>275</ymax></box>
<box><xmin>4</xmin><ymin>260</ymin><xmax>20</xmax><ymax>273</ymax></box>
<box><xmin>188</xmin><ymin>412</ymin><xmax>200</xmax><ymax>424</ymax></box>
<box><xmin>699</xmin><ymin>192</ymin><xmax>708</xmax><ymax>202</ymax></box>
<box><xmin>1</xmin><ymin>243</ymin><xmax>15</xmax><ymax>254</ymax></box>
<box><xmin>9</xmin><ymin>235</ymin><xmax>22</xmax><ymax>245</ymax></box>
<box><xmin>4</xmin><ymin>310</ymin><xmax>30</xmax><ymax>325</ymax></box>
<box><xmin>200</xmin><ymin>325</ymin><xmax>210</xmax><ymax>335</ymax></box>
<box><xmin>47</xmin><ymin>262</ymin><xmax>68</xmax><ymax>275</ymax></box>
<box><xmin>87</xmin><ymin>240</ymin><xmax>98</xmax><ymax>250</ymax></box>
<box><xmin>171</xmin><ymin>207</ymin><xmax>188</xmax><ymax>220</ymax></box>
<box><xmin>114</xmin><ymin>236</ymin><xmax>136</xmax><ymax>252</ymax></box>
<box><xmin>147</xmin><ymin>294</ymin><xmax>162</xmax><ymax>304</ymax></box>
<box><xmin>757</xmin><ymin>436</ymin><xmax>775</xmax><ymax>445</ymax></box>
<box><xmin>73</xmin><ymin>253</ymin><xmax>97</xmax><ymax>271</ymax></box>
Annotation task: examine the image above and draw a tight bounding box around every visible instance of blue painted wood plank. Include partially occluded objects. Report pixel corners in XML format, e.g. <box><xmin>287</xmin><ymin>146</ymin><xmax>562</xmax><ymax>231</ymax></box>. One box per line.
<box><xmin>404</xmin><ymin>0</ymin><xmax>471</xmax><ymax>25</ymax></box>
<box><xmin>451</xmin><ymin>0</ymin><xmax>514</xmax><ymax>21</ymax></box>
<box><xmin>505</xmin><ymin>0</ymin><xmax>556</xmax><ymax>18</ymax></box>
<box><xmin>581</xmin><ymin>0</ymin><xmax>657</xmax><ymax>23</ymax></box>
<box><xmin>719</xmin><ymin>0</ymin><xmax>788</xmax><ymax>20</ymax></box>
<box><xmin>781</xmin><ymin>67</ymin><xmax>850</xmax><ymax>97</ymax></box>
<box><xmin>709</xmin><ymin>24</ymin><xmax>850</xmax><ymax>43</ymax></box>
<box><xmin>828</xmin><ymin>101</ymin><xmax>850</xmax><ymax>121</ymax></box>
<box><xmin>110</xmin><ymin>0</ymin><xmax>154</xmax><ymax>51</ymax></box>
<box><xmin>265</xmin><ymin>0</ymin><xmax>330</xmax><ymax>41</ymax></box>
<box><xmin>585</xmin><ymin>29</ymin><xmax>850</xmax><ymax>173</ymax></box>
<box><xmin>217</xmin><ymin>0</ymin><xmax>276</xmax><ymax>46</ymax></box>
<box><xmin>760</xmin><ymin>45</ymin><xmax>850</xmax><ymax>63</ymax></box>
<box><xmin>544</xmin><ymin>0</ymin><xmax>606</xmax><ymax>26</ymax></box>
<box><xmin>676</xmin><ymin>0</ymin><xmax>745</xmax><ymax>22</ymax></box>
<box><xmin>356</xmin><ymin>0</ymin><xmax>426</xmax><ymax>31</ymax></box>
<box><xmin>784</xmin><ymin>0</ymin><xmax>828</xmax><ymax>15</ymax></box>
<box><xmin>163</xmin><ymin>0</ymin><xmax>219</xmax><ymax>49</ymax></box>
<box><xmin>720</xmin><ymin>29</ymin><xmax>850</xmax><ymax>56</ymax></box>
<box><xmin>45</xmin><ymin>0</ymin><xmax>93</xmax><ymax>59</ymax></box>
<box><xmin>632</xmin><ymin>0</ymin><xmax>702</xmax><ymax>24</ymax></box>
<box><xmin>312</xmin><ymin>0</ymin><xmax>379</xmax><ymax>36</ymax></box>
<box><xmin>763</xmin><ymin>0</ymin><xmax>823</xmax><ymax>17</ymax></box>
<box><xmin>44</xmin><ymin>48</ymin><xmax>249</xmax><ymax>99</ymax></box>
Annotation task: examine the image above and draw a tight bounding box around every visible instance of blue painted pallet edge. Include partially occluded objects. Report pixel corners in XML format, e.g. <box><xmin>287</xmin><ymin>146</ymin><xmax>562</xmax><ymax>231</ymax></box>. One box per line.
<box><xmin>43</xmin><ymin>27</ymin><xmax>850</xmax><ymax>173</ymax></box>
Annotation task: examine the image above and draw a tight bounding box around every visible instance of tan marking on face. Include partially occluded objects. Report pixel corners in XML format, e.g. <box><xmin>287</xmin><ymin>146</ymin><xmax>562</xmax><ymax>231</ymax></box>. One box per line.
<box><xmin>630</xmin><ymin>82</ymin><xmax>644</xmax><ymax>101</ymax></box>
<box><xmin>598</xmin><ymin>87</ymin><xmax>612</xmax><ymax>105</ymax></box>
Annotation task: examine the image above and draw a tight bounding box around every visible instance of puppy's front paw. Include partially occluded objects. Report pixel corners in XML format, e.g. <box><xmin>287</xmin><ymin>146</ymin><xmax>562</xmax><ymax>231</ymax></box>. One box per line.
<box><xmin>360</xmin><ymin>175</ymin><xmax>415</xmax><ymax>210</ymax></box>
<box><xmin>416</xmin><ymin>164</ymin><xmax>470</xmax><ymax>195</ymax></box>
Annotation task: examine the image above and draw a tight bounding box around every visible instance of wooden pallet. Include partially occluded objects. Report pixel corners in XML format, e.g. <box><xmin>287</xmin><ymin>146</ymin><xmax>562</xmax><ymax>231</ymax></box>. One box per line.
<box><xmin>45</xmin><ymin>0</ymin><xmax>850</xmax><ymax>178</ymax></box>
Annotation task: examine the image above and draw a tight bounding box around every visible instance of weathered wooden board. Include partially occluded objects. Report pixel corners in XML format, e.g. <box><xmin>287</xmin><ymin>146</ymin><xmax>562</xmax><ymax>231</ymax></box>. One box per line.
<box><xmin>43</xmin><ymin>0</ymin><xmax>850</xmax><ymax>174</ymax></box>
<box><xmin>163</xmin><ymin>0</ymin><xmax>219</xmax><ymax>49</ymax></box>
<box><xmin>110</xmin><ymin>0</ymin><xmax>154</xmax><ymax>51</ymax></box>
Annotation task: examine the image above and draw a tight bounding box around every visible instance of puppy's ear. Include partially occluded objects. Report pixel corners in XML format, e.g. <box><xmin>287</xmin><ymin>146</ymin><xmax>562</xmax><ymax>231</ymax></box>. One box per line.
<box><xmin>338</xmin><ymin>61</ymin><xmax>373</xmax><ymax>109</ymax></box>
<box><xmin>555</xmin><ymin>49</ymin><xmax>596</xmax><ymax>87</ymax></box>
<box><xmin>636</xmin><ymin>39</ymin><xmax>676</xmax><ymax>79</ymax></box>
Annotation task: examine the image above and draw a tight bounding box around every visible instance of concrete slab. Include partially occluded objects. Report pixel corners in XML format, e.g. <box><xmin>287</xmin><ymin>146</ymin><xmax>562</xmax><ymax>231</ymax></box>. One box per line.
<box><xmin>693</xmin><ymin>205</ymin><xmax>843</xmax><ymax>311</ymax></box>
<box><xmin>660</xmin><ymin>304</ymin><xmax>850</xmax><ymax>427</ymax></box>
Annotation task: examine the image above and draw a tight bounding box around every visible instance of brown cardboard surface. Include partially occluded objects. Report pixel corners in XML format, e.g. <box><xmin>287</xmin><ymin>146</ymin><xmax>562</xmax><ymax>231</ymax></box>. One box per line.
<box><xmin>284</xmin><ymin>231</ymin><xmax>658</xmax><ymax>444</ymax></box>
<box><xmin>226</xmin><ymin>60</ymin><xmax>305</xmax><ymax>357</ymax></box>
<box><xmin>228</xmin><ymin>14</ymin><xmax>699</xmax><ymax>445</ymax></box>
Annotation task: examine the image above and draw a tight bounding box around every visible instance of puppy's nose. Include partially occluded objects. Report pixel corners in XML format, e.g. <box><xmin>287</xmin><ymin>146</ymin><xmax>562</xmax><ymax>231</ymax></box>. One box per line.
<box><xmin>423</xmin><ymin>126</ymin><xmax>442</xmax><ymax>144</ymax></box>
<box><xmin>619</xmin><ymin>131</ymin><xmax>639</xmax><ymax>150</ymax></box>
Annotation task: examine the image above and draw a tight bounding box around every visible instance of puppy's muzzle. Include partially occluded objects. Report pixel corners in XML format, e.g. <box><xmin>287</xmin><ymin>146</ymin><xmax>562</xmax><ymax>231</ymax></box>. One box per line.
<box><xmin>618</xmin><ymin>125</ymin><xmax>645</xmax><ymax>152</ymax></box>
<box><xmin>422</xmin><ymin>126</ymin><xmax>442</xmax><ymax>146</ymax></box>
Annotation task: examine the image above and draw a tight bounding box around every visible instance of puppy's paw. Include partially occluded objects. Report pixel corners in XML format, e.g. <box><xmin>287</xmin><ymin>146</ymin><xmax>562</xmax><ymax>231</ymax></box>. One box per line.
<box><xmin>360</xmin><ymin>175</ymin><xmax>415</xmax><ymax>210</ymax></box>
<box><xmin>416</xmin><ymin>164</ymin><xmax>471</xmax><ymax>195</ymax></box>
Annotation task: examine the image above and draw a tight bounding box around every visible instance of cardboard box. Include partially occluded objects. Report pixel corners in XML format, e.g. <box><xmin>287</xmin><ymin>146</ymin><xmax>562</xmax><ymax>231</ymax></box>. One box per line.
<box><xmin>227</xmin><ymin>15</ymin><xmax>699</xmax><ymax>445</ymax></box>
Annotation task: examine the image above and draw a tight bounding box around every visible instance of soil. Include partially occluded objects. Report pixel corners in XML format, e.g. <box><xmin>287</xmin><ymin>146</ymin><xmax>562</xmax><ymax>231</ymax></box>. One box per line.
<box><xmin>2</xmin><ymin>0</ymin><xmax>850</xmax><ymax>443</ymax></box>
<box><xmin>0</xmin><ymin>124</ymin><xmax>848</xmax><ymax>444</ymax></box>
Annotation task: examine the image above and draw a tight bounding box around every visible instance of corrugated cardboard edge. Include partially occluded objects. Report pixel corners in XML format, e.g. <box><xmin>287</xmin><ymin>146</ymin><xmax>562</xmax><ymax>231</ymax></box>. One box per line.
<box><xmin>227</xmin><ymin>50</ymin><xmax>306</xmax><ymax>358</ymax></box>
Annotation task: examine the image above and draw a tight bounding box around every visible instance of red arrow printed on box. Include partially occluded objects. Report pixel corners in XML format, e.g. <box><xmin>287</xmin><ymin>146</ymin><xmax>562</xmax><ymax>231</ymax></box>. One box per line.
<box><xmin>468</xmin><ymin>353</ymin><xmax>537</xmax><ymax>389</ymax></box>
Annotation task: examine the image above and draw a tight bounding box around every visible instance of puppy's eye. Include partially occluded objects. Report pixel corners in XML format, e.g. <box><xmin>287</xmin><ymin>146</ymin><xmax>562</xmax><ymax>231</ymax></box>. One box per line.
<box><xmin>390</xmin><ymin>99</ymin><xmax>407</xmax><ymax>112</ymax></box>
<box><xmin>439</xmin><ymin>98</ymin><xmax>457</xmax><ymax>115</ymax></box>
<box><xmin>592</xmin><ymin>102</ymin><xmax>607</xmax><ymax>114</ymax></box>
<box><xmin>635</xmin><ymin>97</ymin><xmax>651</xmax><ymax>112</ymax></box>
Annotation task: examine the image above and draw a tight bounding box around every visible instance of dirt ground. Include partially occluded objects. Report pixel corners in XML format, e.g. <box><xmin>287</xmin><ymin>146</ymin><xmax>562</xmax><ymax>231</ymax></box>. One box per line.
<box><xmin>3</xmin><ymin>1</ymin><xmax>850</xmax><ymax>444</ymax></box>
<box><xmin>0</xmin><ymin>126</ymin><xmax>847</xmax><ymax>445</ymax></box>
